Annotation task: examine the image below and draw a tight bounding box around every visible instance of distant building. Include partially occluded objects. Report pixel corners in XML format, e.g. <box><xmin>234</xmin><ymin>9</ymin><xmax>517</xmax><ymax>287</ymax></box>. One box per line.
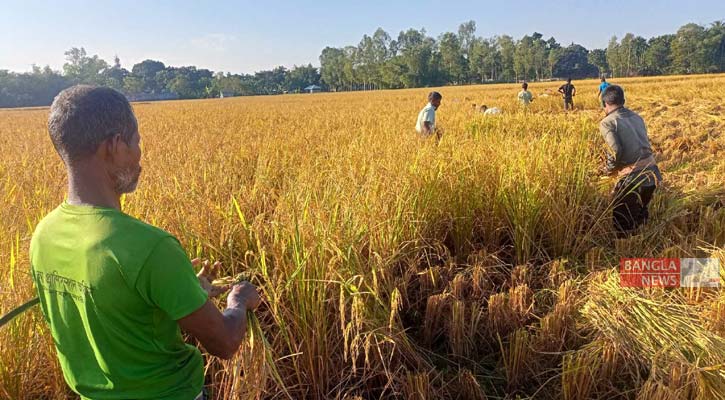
<box><xmin>304</xmin><ymin>85</ymin><xmax>322</xmax><ymax>94</ymax></box>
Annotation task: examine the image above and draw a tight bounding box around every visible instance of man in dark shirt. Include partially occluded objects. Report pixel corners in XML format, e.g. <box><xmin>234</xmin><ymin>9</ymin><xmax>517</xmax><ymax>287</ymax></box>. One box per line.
<box><xmin>558</xmin><ymin>78</ymin><xmax>576</xmax><ymax>111</ymax></box>
<box><xmin>599</xmin><ymin>85</ymin><xmax>662</xmax><ymax>235</ymax></box>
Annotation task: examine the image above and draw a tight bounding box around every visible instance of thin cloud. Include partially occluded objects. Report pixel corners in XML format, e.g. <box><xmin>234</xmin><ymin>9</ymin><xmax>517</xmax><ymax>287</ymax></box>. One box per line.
<box><xmin>190</xmin><ymin>33</ymin><xmax>238</xmax><ymax>52</ymax></box>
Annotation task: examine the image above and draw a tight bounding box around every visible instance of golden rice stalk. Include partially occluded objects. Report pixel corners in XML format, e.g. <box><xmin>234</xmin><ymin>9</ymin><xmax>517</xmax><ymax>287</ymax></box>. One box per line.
<box><xmin>404</xmin><ymin>371</ymin><xmax>431</xmax><ymax>400</ymax></box>
<box><xmin>456</xmin><ymin>368</ymin><xmax>488</xmax><ymax>400</ymax></box>
<box><xmin>451</xmin><ymin>272</ymin><xmax>469</xmax><ymax>300</ymax></box>
<box><xmin>471</xmin><ymin>266</ymin><xmax>492</xmax><ymax>299</ymax></box>
<box><xmin>561</xmin><ymin>342</ymin><xmax>602</xmax><ymax>400</ymax></box>
<box><xmin>448</xmin><ymin>299</ymin><xmax>469</xmax><ymax>358</ymax></box>
<box><xmin>511</xmin><ymin>265</ymin><xmax>529</xmax><ymax>287</ymax></box>
<box><xmin>487</xmin><ymin>293</ymin><xmax>511</xmax><ymax>334</ymax></box>
<box><xmin>499</xmin><ymin>328</ymin><xmax>530</xmax><ymax>392</ymax></box>
<box><xmin>582</xmin><ymin>271</ymin><xmax>725</xmax><ymax>399</ymax></box>
<box><xmin>424</xmin><ymin>294</ymin><xmax>450</xmax><ymax>346</ymax></box>
<box><xmin>509</xmin><ymin>284</ymin><xmax>534</xmax><ymax>324</ymax></box>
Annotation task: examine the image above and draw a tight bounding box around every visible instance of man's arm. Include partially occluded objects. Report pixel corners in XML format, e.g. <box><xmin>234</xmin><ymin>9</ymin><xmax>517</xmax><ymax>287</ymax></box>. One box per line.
<box><xmin>422</xmin><ymin>121</ymin><xmax>433</xmax><ymax>136</ymax></box>
<box><xmin>572</xmin><ymin>87</ymin><xmax>576</xmax><ymax>96</ymax></box>
<box><xmin>134</xmin><ymin>239</ymin><xmax>261</xmax><ymax>360</ymax></box>
<box><xmin>178</xmin><ymin>283</ymin><xmax>260</xmax><ymax>360</ymax></box>
<box><xmin>599</xmin><ymin>120</ymin><xmax>622</xmax><ymax>175</ymax></box>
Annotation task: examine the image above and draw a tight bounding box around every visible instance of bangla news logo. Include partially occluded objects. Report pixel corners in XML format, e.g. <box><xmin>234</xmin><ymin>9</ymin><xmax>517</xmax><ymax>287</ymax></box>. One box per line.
<box><xmin>620</xmin><ymin>258</ymin><xmax>721</xmax><ymax>288</ymax></box>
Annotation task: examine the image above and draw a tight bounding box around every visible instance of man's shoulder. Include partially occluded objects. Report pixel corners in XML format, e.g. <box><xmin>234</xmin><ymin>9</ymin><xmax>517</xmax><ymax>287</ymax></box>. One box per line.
<box><xmin>32</xmin><ymin>204</ymin><xmax>175</xmax><ymax>254</ymax></box>
<box><xmin>600</xmin><ymin>112</ymin><xmax>619</xmax><ymax>129</ymax></box>
<box><xmin>119</xmin><ymin>214</ymin><xmax>173</xmax><ymax>238</ymax></box>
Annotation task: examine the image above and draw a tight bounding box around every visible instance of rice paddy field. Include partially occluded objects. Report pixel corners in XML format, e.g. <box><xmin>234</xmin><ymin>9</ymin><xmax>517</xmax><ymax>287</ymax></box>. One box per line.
<box><xmin>0</xmin><ymin>74</ymin><xmax>724</xmax><ymax>399</ymax></box>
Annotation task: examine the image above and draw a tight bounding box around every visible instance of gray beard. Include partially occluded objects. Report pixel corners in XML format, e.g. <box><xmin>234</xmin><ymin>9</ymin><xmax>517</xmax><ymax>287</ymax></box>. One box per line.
<box><xmin>113</xmin><ymin>166</ymin><xmax>142</xmax><ymax>194</ymax></box>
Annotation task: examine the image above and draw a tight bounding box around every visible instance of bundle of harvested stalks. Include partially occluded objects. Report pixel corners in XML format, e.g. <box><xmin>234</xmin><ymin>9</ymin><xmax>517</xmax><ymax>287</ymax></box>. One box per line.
<box><xmin>581</xmin><ymin>271</ymin><xmax>725</xmax><ymax>399</ymax></box>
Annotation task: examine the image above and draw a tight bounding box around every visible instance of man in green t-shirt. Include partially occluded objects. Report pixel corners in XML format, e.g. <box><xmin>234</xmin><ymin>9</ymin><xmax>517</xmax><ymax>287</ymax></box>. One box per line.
<box><xmin>31</xmin><ymin>85</ymin><xmax>261</xmax><ymax>400</ymax></box>
<box><xmin>517</xmin><ymin>82</ymin><xmax>533</xmax><ymax>107</ymax></box>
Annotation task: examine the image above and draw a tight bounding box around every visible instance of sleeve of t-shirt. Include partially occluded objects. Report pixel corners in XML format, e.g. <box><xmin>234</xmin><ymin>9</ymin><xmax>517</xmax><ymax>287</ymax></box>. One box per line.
<box><xmin>600</xmin><ymin>120</ymin><xmax>622</xmax><ymax>171</ymax></box>
<box><xmin>135</xmin><ymin>236</ymin><xmax>209</xmax><ymax>320</ymax></box>
<box><xmin>423</xmin><ymin>108</ymin><xmax>434</xmax><ymax>123</ymax></box>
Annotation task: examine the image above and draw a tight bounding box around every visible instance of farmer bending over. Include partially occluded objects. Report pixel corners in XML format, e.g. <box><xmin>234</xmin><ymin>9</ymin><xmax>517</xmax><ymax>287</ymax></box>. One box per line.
<box><xmin>480</xmin><ymin>105</ymin><xmax>502</xmax><ymax>115</ymax></box>
<box><xmin>599</xmin><ymin>85</ymin><xmax>662</xmax><ymax>235</ymax></box>
<box><xmin>31</xmin><ymin>85</ymin><xmax>261</xmax><ymax>400</ymax></box>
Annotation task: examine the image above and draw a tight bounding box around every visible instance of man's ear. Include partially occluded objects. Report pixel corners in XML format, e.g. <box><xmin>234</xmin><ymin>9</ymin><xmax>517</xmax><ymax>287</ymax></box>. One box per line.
<box><xmin>103</xmin><ymin>134</ymin><xmax>123</xmax><ymax>162</ymax></box>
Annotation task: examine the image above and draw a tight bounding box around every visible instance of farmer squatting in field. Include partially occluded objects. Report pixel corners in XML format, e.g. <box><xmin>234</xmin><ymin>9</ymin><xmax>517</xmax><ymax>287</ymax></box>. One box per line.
<box><xmin>30</xmin><ymin>85</ymin><xmax>261</xmax><ymax>400</ymax></box>
<box><xmin>599</xmin><ymin>85</ymin><xmax>663</xmax><ymax>235</ymax></box>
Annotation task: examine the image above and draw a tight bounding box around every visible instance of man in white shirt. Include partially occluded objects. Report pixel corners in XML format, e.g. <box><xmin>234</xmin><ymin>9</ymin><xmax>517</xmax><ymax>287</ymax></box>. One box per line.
<box><xmin>416</xmin><ymin>91</ymin><xmax>442</xmax><ymax>138</ymax></box>
<box><xmin>480</xmin><ymin>105</ymin><xmax>502</xmax><ymax>115</ymax></box>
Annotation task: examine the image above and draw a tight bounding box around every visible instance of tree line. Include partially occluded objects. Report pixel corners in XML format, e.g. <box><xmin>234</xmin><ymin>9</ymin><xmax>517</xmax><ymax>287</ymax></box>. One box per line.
<box><xmin>320</xmin><ymin>20</ymin><xmax>725</xmax><ymax>90</ymax></box>
<box><xmin>1</xmin><ymin>20</ymin><xmax>724</xmax><ymax>108</ymax></box>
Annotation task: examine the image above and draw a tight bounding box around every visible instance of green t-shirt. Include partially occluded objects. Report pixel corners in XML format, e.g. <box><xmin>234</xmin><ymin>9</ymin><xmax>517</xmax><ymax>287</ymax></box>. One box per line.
<box><xmin>518</xmin><ymin>90</ymin><xmax>533</xmax><ymax>105</ymax></box>
<box><xmin>30</xmin><ymin>202</ymin><xmax>209</xmax><ymax>400</ymax></box>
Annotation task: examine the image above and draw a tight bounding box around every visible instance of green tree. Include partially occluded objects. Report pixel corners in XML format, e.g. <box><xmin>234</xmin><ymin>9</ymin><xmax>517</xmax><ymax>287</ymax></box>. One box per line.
<box><xmin>705</xmin><ymin>21</ymin><xmax>725</xmax><ymax>72</ymax></box>
<box><xmin>671</xmin><ymin>23</ymin><xmax>708</xmax><ymax>73</ymax></box>
<box><xmin>514</xmin><ymin>35</ymin><xmax>534</xmax><ymax>80</ymax></box>
<box><xmin>102</xmin><ymin>56</ymin><xmax>129</xmax><ymax>90</ymax></box>
<box><xmin>588</xmin><ymin>49</ymin><xmax>609</xmax><ymax>76</ymax></box>
<box><xmin>606</xmin><ymin>36</ymin><xmax>623</xmax><ymax>77</ymax></box>
<box><xmin>131</xmin><ymin>59</ymin><xmax>166</xmax><ymax>93</ymax></box>
<box><xmin>553</xmin><ymin>44</ymin><xmax>598</xmax><ymax>79</ymax></box>
<box><xmin>457</xmin><ymin>20</ymin><xmax>477</xmax><ymax>82</ymax></box>
<box><xmin>439</xmin><ymin>32</ymin><xmax>466</xmax><ymax>84</ymax></box>
<box><xmin>63</xmin><ymin>47</ymin><xmax>109</xmax><ymax>85</ymax></box>
<box><xmin>122</xmin><ymin>75</ymin><xmax>144</xmax><ymax>94</ymax></box>
<box><xmin>396</xmin><ymin>29</ymin><xmax>437</xmax><ymax>87</ymax></box>
<box><xmin>642</xmin><ymin>35</ymin><xmax>674</xmax><ymax>75</ymax></box>
<box><xmin>497</xmin><ymin>35</ymin><xmax>516</xmax><ymax>81</ymax></box>
<box><xmin>320</xmin><ymin>47</ymin><xmax>346</xmax><ymax>91</ymax></box>
<box><xmin>284</xmin><ymin>64</ymin><xmax>320</xmax><ymax>93</ymax></box>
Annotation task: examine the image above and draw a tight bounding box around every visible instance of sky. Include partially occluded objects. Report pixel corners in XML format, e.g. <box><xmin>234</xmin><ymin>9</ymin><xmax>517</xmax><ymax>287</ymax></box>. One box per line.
<box><xmin>1</xmin><ymin>0</ymin><xmax>723</xmax><ymax>74</ymax></box>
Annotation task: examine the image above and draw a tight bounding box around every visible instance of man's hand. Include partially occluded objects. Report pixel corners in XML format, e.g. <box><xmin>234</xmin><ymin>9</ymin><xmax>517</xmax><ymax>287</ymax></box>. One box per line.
<box><xmin>178</xmin><ymin>280</ymin><xmax>261</xmax><ymax>360</ymax></box>
<box><xmin>193</xmin><ymin>258</ymin><xmax>231</xmax><ymax>298</ymax></box>
<box><xmin>227</xmin><ymin>282</ymin><xmax>261</xmax><ymax>311</ymax></box>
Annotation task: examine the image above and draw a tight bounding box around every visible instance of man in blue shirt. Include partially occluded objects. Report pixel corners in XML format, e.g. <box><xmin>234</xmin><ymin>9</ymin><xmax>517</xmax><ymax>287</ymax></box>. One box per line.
<box><xmin>597</xmin><ymin>77</ymin><xmax>611</xmax><ymax>108</ymax></box>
